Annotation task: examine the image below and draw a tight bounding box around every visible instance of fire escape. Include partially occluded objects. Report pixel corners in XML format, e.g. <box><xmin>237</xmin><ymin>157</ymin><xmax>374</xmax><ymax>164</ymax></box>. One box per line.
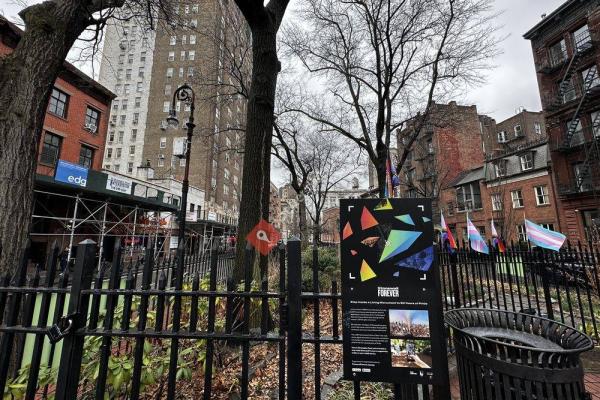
<box><xmin>547</xmin><ymin>28</ymin><xmax>600</xmax><ymax>197</ymax></box>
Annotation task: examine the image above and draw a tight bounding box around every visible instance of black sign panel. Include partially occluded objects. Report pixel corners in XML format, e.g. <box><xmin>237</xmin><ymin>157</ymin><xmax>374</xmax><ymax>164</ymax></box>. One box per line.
<box><xmin>340</xmin><ymin>198</ymin><xmax>448</xmax><ymax>385</ymax></box>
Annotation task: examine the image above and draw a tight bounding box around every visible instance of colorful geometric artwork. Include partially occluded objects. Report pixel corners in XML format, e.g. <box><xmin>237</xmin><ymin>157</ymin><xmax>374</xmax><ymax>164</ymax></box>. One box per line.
<box><xmin>422</xmin><ymin>217</ymin><xmax>431</xmax><ymax>223</ymax></box>
<box><xmin>374</xmin><ymin>199</ymin><xmax>393</xmax><ymax>211</ymax></box>
<box><xmin>350</xmin><ymin>250</ymin><xmax>358</xmax><ymax>256</ymax></box>
<box><xmin>342</xmin><ymin>222</ymin><xmax>353</xmax><ymax>240</ymax></box>
<box><xmin>360</xmin><ymin>260</ymin><xmax>377</xmax><ymax>281</ymax></box>
<box><xmin>361</xmin><ymin>207</ymin><xmax>379</xmax><ymax>230</ymax></box>
<box><xmin>361</xmin><ymin>236</ymin><xmax>380</xmax><ymax>247</ymax></box>
<box><xmin>394</xmin><ymin>246</ymin><xmax>434</xmax><ymax>272</ymax></box>
<box><xmin>395</xmin><ymin>214</ymin><xmax>415</xmax><ymax>226</ymax></box>
<box><xmin>379</xmin><ymin>230</ymin><xmax>422</xmax><ymax>262</ymax></box>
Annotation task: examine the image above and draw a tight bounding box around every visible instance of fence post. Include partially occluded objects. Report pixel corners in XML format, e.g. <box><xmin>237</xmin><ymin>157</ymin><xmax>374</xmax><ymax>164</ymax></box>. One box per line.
<box><xmin>450</xmin><ymin>253</ymin><xmax>461</xmax><ymax>308</ymax></box>
<box><xmin>539</xmin><ymin>250</ymin><xmax>555</xmax><ymax>320</ymax></box>
<box><xmin>55</xmin><ymin>239</ymin><xmax>96</xmax><ymax>400</ymax></box>
<box><xmin>287</xmin><ymin>238</ymin><xmax>302</xmax><ymax>400</ymax></box>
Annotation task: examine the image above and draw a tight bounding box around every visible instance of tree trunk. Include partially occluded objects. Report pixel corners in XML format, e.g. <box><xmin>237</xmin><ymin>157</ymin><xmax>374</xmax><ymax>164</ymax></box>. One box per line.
<box><xmin>0</xmin><ymin>2</ymin><xmax>90</xmax><ymax>274</ymax></box>
<box><xmin>297</xmin><ymin>192</ymin><xmax>308</xmax><ymax>249</ymax></box>
<box><xmin>376</xmin><ymin>158</ymin><xmax>387</xmax><ymax>199</ymax></box>
<box><xmin>234</xmin><ymin>28</ymin><xmax>280</xmax><ymax>284</ymax></box>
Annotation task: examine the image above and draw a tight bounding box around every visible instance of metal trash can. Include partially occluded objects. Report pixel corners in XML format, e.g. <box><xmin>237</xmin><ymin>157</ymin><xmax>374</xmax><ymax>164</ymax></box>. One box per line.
<box><xmin>445</xmin><ymin>308</ymin><xmax>593</xmax><ymax>400</ymax></box>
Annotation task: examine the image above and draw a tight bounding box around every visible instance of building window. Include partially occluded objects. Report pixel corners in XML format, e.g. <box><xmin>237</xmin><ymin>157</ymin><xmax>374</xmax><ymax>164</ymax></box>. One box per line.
<box><xmin>180</xmin><ymin>51</ymin><xmax>186</xmax><ymax>61</ymax></box>
<box><xmin>84</xmin><ymin>107</ymin><xmax>100</xmax><ymax>131</ymax></box>
<box><xmin>491</xmin><ymin>193</ymin><xmax>503</xmax><ymax>211</ymax></box>
<box><xmin>168</xmin><ymin>51</ymin><xmax>175</xmax><ymax>61</ymax></box>
<box><xmin>106</xmin><ymin>148</ymin><xmax>112</xmax><ymax>159</ymax></box>
<box><xmin>48</xmin><ymin>88</ymin><xmax>69</xmax><ymax>118</ymax></box>
<box><xmin>105</xmin><ymin>164</ymin><xmax>111</xmax><ymax>170</ymax></box>
<box><xmin>129</xmin><ymin>145</ymin><xmax>135</xmax><ymax>155</ymax></box>
<box><xmin>114</xmin><ymin>164</ymin><xmax>120</xmax><ymax>172</ymax></box>
<box><xmin>582</xmin><ymin>65</ymin><xmax>600</xmax><ymax>89</ymax></box>
<box><xmin>135</xmin><ymin>97</ymin><xmax>141</xmax><ymax>108</ymax></box>
<box><xmin>519</xmin><ymin>152</ymin><xmax>533</xmax><ymax>171</ymax></box>
<box><xmin>190</xmin><ymin>19</ymin><xmax>198</xmax><ymax>28</ymax></box>
<box><xmin>138</xmin><ymin>67</ymin><xmax>144</xmax><ymax>78</ymax></box>
<box><xmin>574</xmin><ymin>162</ymin><xmax>593</xmax><ymax>191</ymax></box>
<box><xmin>511</xmin><ymin>190</ymin><xmax>524</xmax><ymax>208</ymax></box>
<box><xmin>573</xmin><ymin>24</ymin><xmax>592</xmax><ymax>52</ymax></box>
<box><xmin>516</xmin><ymin>224</ymin><xmax>526</xmax><ymax>242</ymax></box>
<box><xmin>562</xmin><ymin>78</ymin><xmax>576</xmax><ymax>103</ymax></box>
<box><xmin>540</xmin><ymin>223</ymin><xmax>556</xmax><ymax>231</ymax></box>
<box><xmin>497</xmin><ymin>131</ymin><xmax>507</xmax><ymax>143</ymax></box>
<box><xmin>127</xmin><ymin>162</ymin><xmax>134</xmax><ymax>174</ymax></box>
<box><xmin>117</xmin><ymin>69</ymin><xmax>123</xmax><ymax>80</ymax></box>
<box><xmin>115</xmin><ymin>147</ymin><xmax>122</xmax><ymax>158</ymax></box>
<box><xmin>163</xmin><ymin>101</ymin><xmax>170</xmax><ymax>113</ymax></box>
<box><xmin>122</xmin><ymin>99</ymin><xmax>128</xmax><ymax>110</ymax></box>
<box><xmin>167</xmin><ymin>68</ymin><xmax>174</xmax><ymax>78</ymax></box>
<box><xmin>79</xmin><ymin>145</ymin><xmax>94</xmax><ymax>168</ymax></box>
<box><xmin>114</xmin><ymin>84</ymin><xmax>122</xmax><ymax>95</ymax></box>
<box><xmin>133</xmin><ymin>113</ymin><xmax>139</xmax><ymax>125</ymax></box>
<box><xmin>164</xmin><ymin>84</ymin><xmax>172</xmax><ymax>95</ymax></box>
<box><xmin>119</xmin><ymin>115</ymin><xmax>126</xmax><ymax>125</ymax></box>
<box><xmin>179</xmin><ymin>67</ymin><xmax>184</xmax><ymax>78</ymax></box>
<box><xmin>112</xmin><ymin>101</ymin><xmax>119</xmax><ymax>111</ymax></box>
<box><xmin>187</xmin><ymin>67</ymin><xmax>195</xmax><ymax>77</ymax></box>
<box><xmin>158</xmin><ymin>155</ymin><xmax>165</xmax><ymax>167</ymax></box>
<box><xmin>136</xmin><ymin>82</ymin><xmax>143</xmax><ymax>93</ymax></box>
<box><xmin>494</xmin><ymin>159</ymin><xmax>507</xmax><ymax>178</ymax></box>
<box><xmin>179</xmin><ymin>158</ymin><xmax>186</xmax><ymax>167</ymax></box>
<box><xmin>127</xmin><ymin>53</ymin><xmax>133</xmax><ymax>64</ymax></box>
<box><xmin>192</xmin><ymin>4</ymin><xmax>198</xmax><ymax>13</ymax></box>
<box><xmin>118</xmin><ymin>54</ymin><xmax>124</xmax><ymax>64</ymax></box>
<box><xmin>170</xmin><ymin>35</ymin><xmax>176</xmax><ymax>45</ymax></box>
<box><xmin>160</xmin><ymin>137</ymin><xmax>167</xmax><ymax>148</ymax></box>
<box><xmin>189</xmin><ymin>34</ymin><xmax>196</xmax><ymax>44</ymax></box>
<box><xmin>548</xmin><ymin>39</ymin><xmax>567</xmax><ymax>67</ymax></box>
<box><xmin>534</xmin><ymin>122</ymin><xmax>542</xmax><ymax>135</ymax></box>
<box><xmin>534</xmin><ymin>185</ymin><xmax>550</xmax><ymax>206</ymax></box>
<box><xmin>456</xmin><ymin>182</ymin><xmax>482</xmax><ymax>211</ymax></box>
<box><xmin>131</xmin><ymin>129</ymin><xmax>137</xmax><ymax>141</ymax></box>
<box><xmin>124</xmin><ymin>84</ymin><xmax>130</xmax><ymax>94</ymax></box>
<box><xmin>188</xmin><ymin>50</ymin><xmax>195</xmax><ymax>61</ymax></box>
<box><xmin>108</xmin><ymin>131</ymin><xmax>115</xmax><ymax>143</ymax></box>
<box><xmin>125</xmin><ymin>69</ymin><xmax>131</xmax><ymax>80</ymax></box>
<box><xmin>566</xmin><ymin>119</ymin><xmax>584</xmax><ymax>145</ymax></box>
<box><xmin>40</xmin><ymin>132</ymin><xmax>62</xmax><ymax>166</ymax></box>
<box><xmin>514</xmin><ymin>124</ymin><xmax>523</xmax><ymax>137</ymax></box>
<box><xmin>140</xmin><ymin>52</ymin><xmax>146</xmax><ymax>62</ymax></box>
<box><xmin>118</xmin><ymin>131</ymin><xmax>124</xmax><ymax>144</ymax></box>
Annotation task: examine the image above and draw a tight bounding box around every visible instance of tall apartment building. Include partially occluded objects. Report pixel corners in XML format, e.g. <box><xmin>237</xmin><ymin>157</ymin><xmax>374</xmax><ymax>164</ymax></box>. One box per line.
<box><xmin>525</xmin><ymin>0</ymin><xmax>600</xmax><ymax>243</ymax></box>
<box><xmin>99</xmin><ymin>0</ymin><xmax>249</xmax><ymax>216</ymax></box>
<box><xmin>396</xmin><ymin>101</ymin><xmax>487</xmax><ymax>219</ymax></box>
<box><xmin>99</xmin><ymin>18</ymin><xmax>156</xmax><ymax>177</ymax></box>
<box><xmin>142</xmin><ymin>0</ymin><xmax>249</xmax><ymax>216</ymax></box>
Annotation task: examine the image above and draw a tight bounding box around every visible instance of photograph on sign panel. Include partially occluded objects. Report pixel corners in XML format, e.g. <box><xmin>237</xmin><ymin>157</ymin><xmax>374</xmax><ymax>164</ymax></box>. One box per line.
<box><xmin>389</xmin><ymin>309</ymin><xmax>430</xmax><ymax>338</ymax></box>
<box><xmin>390</xmin><ymin>339</ymin><xmax>432</xmax><ymax>369</ymax></box>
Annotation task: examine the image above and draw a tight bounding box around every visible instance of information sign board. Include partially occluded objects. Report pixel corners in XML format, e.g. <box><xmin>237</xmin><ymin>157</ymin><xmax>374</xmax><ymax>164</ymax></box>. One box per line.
<box><xmin>340</xmin><ymin>198</ymin><xmax>448</xmax><ymax>385</ymax></box>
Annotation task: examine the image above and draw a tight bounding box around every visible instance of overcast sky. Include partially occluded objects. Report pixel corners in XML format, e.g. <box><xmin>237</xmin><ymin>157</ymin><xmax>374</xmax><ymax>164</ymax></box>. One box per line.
<box><xmin>1</xmin><ymin>0</ymin><xmax>568</xmax><ymax>186</ymax></box>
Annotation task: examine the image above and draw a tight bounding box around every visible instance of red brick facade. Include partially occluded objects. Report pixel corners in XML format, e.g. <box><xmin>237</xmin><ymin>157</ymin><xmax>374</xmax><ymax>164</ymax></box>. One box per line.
<box><xmin>525</xmin><ymin>1</ymin><xmax>600</xmax><ymax>243</ymax></box>
<box><xmin>0</xmin><ymin>18</ymin><xmax>114</xmax><ymax>176</ymax></box>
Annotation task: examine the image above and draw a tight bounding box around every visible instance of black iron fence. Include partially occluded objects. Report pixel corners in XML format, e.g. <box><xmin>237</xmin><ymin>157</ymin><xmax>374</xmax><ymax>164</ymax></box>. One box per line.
<box><xmin>1</xmin><ymin>237</ymin><xmax>599</xmax><ymax>399</ymax></box>
<box><xmin>438</xmin><ymin>241</ymin><xmax>600</xmax><ymax>343</ymax></box>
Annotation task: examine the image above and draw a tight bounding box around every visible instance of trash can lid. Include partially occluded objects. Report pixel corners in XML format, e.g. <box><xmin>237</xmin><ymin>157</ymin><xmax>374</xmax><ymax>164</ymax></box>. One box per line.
<box><xmin>445</xmin><ymin>308</ymin><xmax>594</xmax><ymax>355</ymax></box>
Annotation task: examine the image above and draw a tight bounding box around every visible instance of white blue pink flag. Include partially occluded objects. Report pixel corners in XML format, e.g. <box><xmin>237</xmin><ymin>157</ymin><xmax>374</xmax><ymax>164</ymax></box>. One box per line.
<box><xmin>525</xmin><ymin>219</ymin><xmax>566</xmax><ymax>252</ymax></box>
<box><xmin>467</xmin><ymin>216</ymin><xmax>489</xmax><ymax>254</ymax></box>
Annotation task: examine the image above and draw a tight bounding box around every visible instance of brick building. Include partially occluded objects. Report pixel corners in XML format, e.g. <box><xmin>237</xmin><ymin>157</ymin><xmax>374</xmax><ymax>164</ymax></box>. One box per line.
<box><xmin>525</xmin><ymin>0</ymin><xmax>600</xmax><ymax>243</ymax></box>
<box><xmin>140</xmin><ymin>0</ymin><xmax>249</xmax><ymax>216</ymax></box>
<box><xmin>440</xmin><ymin>110</ymin><xmax>561</xmax><ymax>243</ymax></box>
<box><xmin>0</xmin><ymin>17</ymin><xmax>114</xmax><ymax>177</ymax></box>
<box><xmin>396</xmin><ymin>101</ymin><xmax>487</xmax><ymax>219</ymax></box>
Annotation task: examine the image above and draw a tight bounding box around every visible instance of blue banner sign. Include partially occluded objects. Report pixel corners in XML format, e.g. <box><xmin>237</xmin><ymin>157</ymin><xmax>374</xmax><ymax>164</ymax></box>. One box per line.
<box><xmin>55</xmin><ymin>160</ymin><xmax>89</xmax><ymax>187</ymax></box>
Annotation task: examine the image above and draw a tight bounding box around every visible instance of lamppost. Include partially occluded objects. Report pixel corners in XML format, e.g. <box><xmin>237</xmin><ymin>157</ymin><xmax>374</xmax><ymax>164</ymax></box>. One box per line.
<box><xmin>164</xmin><ymin>83</ymin><xmax>195</xmax><ymax>396</ymax></box>
<box><xmin>166</xmin><ymin>83</ymin><xmax>195</xmax><ymax>268</ymax></box>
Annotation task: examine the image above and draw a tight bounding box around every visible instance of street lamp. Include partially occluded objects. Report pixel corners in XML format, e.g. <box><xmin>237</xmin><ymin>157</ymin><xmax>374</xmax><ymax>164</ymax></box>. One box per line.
<box><xmin>165</xmin><ymin>83</ymin><xmax>195</xmax><ymax>284</ymax></box>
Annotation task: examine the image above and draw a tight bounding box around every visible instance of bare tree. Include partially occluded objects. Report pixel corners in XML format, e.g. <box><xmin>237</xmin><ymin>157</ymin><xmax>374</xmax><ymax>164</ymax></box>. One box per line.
<box><xmin>272</xmin><ymin>114</ymin><xmax>312</xmax><ymax>248</ymax></box>
<box><xmin>0</xmin><ymin>1</ymin><xmax>183</xmax><ymax>274</ymax></box>
<box><xmin>231</xmin><ymin>0</ymin><xmax>290</xmax><ymax>283</ymax></box>
<box><xmin>282</xmin><ymin>0</ymin><xmax>499</xmax><ymax>198</ymax></box>
<box><xmin>302</xmin><ymin>135</ymin><xmax>359</xmax><ymax>244</ymax></box>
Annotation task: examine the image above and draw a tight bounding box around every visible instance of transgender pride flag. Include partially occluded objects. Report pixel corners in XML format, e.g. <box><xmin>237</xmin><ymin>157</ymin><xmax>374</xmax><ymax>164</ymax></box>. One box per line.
<box><xmin>525</xmin><ymin>219</ymin><xmax>566</xmax><ymax>252</ymax></box>
<box><xmin>467</xmin><ymin>216</ymin><xmax>489</xmax><ymax>254</ymax></box>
